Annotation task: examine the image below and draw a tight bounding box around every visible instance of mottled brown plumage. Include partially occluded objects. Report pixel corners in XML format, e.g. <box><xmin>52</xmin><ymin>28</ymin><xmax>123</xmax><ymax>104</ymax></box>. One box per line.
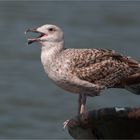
<box><xmin>60</xmin><ymin>48</ymin><xmax>139</xmax><ymax>91</ymax></box>
<box><xmin>25</xmin><ymin>24</ymin><xmax>140</xmax><ymax>124</ymax></box>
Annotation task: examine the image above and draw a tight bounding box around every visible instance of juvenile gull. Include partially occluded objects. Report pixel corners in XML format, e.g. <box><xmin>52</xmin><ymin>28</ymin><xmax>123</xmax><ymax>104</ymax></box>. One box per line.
<box><xmin>25</xmin><ymin>24</ymin><xmax>140</xmax><ymax>126</ymax></box>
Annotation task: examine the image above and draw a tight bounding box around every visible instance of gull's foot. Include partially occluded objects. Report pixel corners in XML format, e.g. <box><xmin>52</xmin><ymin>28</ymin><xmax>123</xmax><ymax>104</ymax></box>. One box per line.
<box><xmin>63</xmin><ymin>119</ymin><xmax>79</xmax><ymax>129</ymax></box>
<box><xmin>63</xmin><ymin>120</ymin><xmax>69</xmax><ymax>129</ymax></box>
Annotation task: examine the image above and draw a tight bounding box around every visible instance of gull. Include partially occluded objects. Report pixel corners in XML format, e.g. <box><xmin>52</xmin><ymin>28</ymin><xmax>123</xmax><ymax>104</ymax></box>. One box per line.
<box><xmin>25</xmin><ymin>24</ymin><xmax>140</xmax><ymax>127</ymax></box>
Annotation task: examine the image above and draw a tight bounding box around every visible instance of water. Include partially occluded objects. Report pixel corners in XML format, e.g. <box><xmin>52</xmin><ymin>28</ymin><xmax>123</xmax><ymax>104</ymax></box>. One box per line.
<box><xmin>0</xmin><ymin>1</ymin><xmax>140</xmax><ymax>139</ymax></box>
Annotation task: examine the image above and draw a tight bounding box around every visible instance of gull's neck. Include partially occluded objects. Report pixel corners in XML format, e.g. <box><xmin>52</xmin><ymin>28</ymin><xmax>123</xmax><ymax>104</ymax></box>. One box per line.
<box><xmin>41</xmin><ymin>41</ymin><xmax>64</xmax><ymax>67</ymax></box>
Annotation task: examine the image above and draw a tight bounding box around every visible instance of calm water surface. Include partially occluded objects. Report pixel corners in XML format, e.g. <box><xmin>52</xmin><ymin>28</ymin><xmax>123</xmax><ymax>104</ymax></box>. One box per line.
<box><xmin>0</xmin><ymin>1</ymin><xmax>140</xmax><ymax>139</ymax></box>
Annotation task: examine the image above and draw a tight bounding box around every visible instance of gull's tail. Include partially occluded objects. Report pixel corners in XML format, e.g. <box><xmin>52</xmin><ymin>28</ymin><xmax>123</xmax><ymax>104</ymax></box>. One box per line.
<box><xmin>126</xmin><ymin>83</ymin><xmax>140</xmax><ymax>95</ymax></box>
<box><xmin>122</xmin><ymin>56</ymin><xmax>140</xmax><ymax>95</ymax></box>
<box><xmin>124</xmin><ymin>73</ymin><xmax>140</xmax><ymax>95</ymax></box>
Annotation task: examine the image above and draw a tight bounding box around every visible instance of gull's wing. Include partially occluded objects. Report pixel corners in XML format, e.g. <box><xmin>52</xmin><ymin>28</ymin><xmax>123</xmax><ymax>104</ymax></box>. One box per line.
<box><xmin>63</xmin><ymin>48</ymin><xmax>139</xmax><ymax>88</ymax></box>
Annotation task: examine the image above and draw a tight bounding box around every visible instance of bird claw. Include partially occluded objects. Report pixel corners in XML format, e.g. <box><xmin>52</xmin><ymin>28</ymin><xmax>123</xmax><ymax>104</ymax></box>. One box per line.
<box><xmin>63</xmin><ymin>120</ymin><xmax>70</xmax><ymax>129</ymax></box>
<box><xmin>63</xmin><ymin>119</ymin><xmax>79</xmax><ymax>129</ymax></box>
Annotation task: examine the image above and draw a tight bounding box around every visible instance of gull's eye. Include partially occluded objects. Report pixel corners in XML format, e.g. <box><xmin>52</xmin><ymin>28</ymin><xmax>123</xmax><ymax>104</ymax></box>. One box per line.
<box><xmin>48</xmin><ymin>28</ymin><xmax>55</xmax><ymax>32</ymax></box>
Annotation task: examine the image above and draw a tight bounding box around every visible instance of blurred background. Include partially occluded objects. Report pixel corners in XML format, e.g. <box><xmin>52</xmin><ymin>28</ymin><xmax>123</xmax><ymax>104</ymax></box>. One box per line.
<box><xmin>0</xmin><ymin>1</ymin><xmax>140</xmax><ymax>139</ymax></box>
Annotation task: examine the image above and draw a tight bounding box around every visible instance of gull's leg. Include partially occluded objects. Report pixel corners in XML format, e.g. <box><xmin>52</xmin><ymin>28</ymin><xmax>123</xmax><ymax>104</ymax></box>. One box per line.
<box><xmin>63</xmin><ymin>94</ymin><xmax>87</xmax><ymax>129</ymax></box>
<box><xmin>78</xmin><ymin>94</ymin><xmax>82</xmax><ymax>115</ymax></box>
<box><xmin>78</xmin><ymin>94</ymin><xmax>87</xmax><ymax>114</ymax></box>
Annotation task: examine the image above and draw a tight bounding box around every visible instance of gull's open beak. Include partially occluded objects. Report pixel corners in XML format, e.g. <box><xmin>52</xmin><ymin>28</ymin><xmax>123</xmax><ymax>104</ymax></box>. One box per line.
<box><xmin>25</xmin><ymin>28</ymin><xmax>45</xmax><ymax>45</ymax></box>
<box><xmin>25</xmin><ymin>28</ymin><xmax>39</xmax><ymax>34</ymax></box>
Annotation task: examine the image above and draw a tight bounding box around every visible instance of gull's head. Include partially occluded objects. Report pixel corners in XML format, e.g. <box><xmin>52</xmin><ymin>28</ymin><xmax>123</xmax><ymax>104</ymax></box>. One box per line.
<box><xmin>25</xmin><ymin>24</ymin><xmax>64</xmax><ymax>46</ymax></box>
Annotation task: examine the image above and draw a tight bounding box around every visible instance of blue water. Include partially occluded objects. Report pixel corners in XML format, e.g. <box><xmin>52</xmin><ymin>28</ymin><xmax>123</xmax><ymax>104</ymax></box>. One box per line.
<box><xmin>0</xmin><ymin>1</ymin><xmax>140</xmax><ymax>139</ymax></box>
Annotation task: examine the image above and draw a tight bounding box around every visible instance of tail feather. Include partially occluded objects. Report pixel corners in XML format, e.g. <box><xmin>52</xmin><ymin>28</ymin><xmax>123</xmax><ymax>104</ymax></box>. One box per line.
<box><xmin>119</xmin><ymin>55</ymin><xmax>140</xmax><ymax>95</ymax></box>
<box><xmin>124</xmin><ymin>73</ymin><xmax>140</xmax><ymax>95</ymax></box>
<box><xmin>113</xmin><ymin>53</ymin><xmax>140</xmax><ymax>94</ymax></box>
<box><xmin>125</xmin><ymin>84</ymin><xmax>140</xmax><ymax>95</ymax></box>
<box><xmin>122</xmin><ymin>56</ymin><xmax>140</xmax><ymax>71</ymax></box>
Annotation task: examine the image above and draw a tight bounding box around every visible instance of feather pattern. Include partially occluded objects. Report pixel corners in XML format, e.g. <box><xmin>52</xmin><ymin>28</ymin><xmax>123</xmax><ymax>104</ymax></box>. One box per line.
<box><xmin>60</xmin><ymin>48</ymin><xmax>139</xmax><ymax>89</ymax></box>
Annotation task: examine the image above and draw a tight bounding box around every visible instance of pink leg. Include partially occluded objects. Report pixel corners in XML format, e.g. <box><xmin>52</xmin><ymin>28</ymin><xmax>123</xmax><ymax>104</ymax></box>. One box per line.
<box><xmin>78</xmin><ymin>94</ymin><xmax>87</xmax><ymax>115</ymax></box>
<box><xmin>63</xmin><ymin>94</ymin><xmax>87</xmax><ymax>129</ymax></box>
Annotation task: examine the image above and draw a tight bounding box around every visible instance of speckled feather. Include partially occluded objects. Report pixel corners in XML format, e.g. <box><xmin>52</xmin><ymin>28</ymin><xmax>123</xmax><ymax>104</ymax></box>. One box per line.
<box><xmin>59</xmin><ymin>48</ymin><xmax>139</xmax><ymax>88</ymax></box>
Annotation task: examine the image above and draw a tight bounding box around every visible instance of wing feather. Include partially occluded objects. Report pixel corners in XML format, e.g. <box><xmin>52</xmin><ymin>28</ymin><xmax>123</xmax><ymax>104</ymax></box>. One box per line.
<box><xmin>63</xmin><ymin>48</ymin><xmax>139</xmax><ymax>88</ymax></box>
